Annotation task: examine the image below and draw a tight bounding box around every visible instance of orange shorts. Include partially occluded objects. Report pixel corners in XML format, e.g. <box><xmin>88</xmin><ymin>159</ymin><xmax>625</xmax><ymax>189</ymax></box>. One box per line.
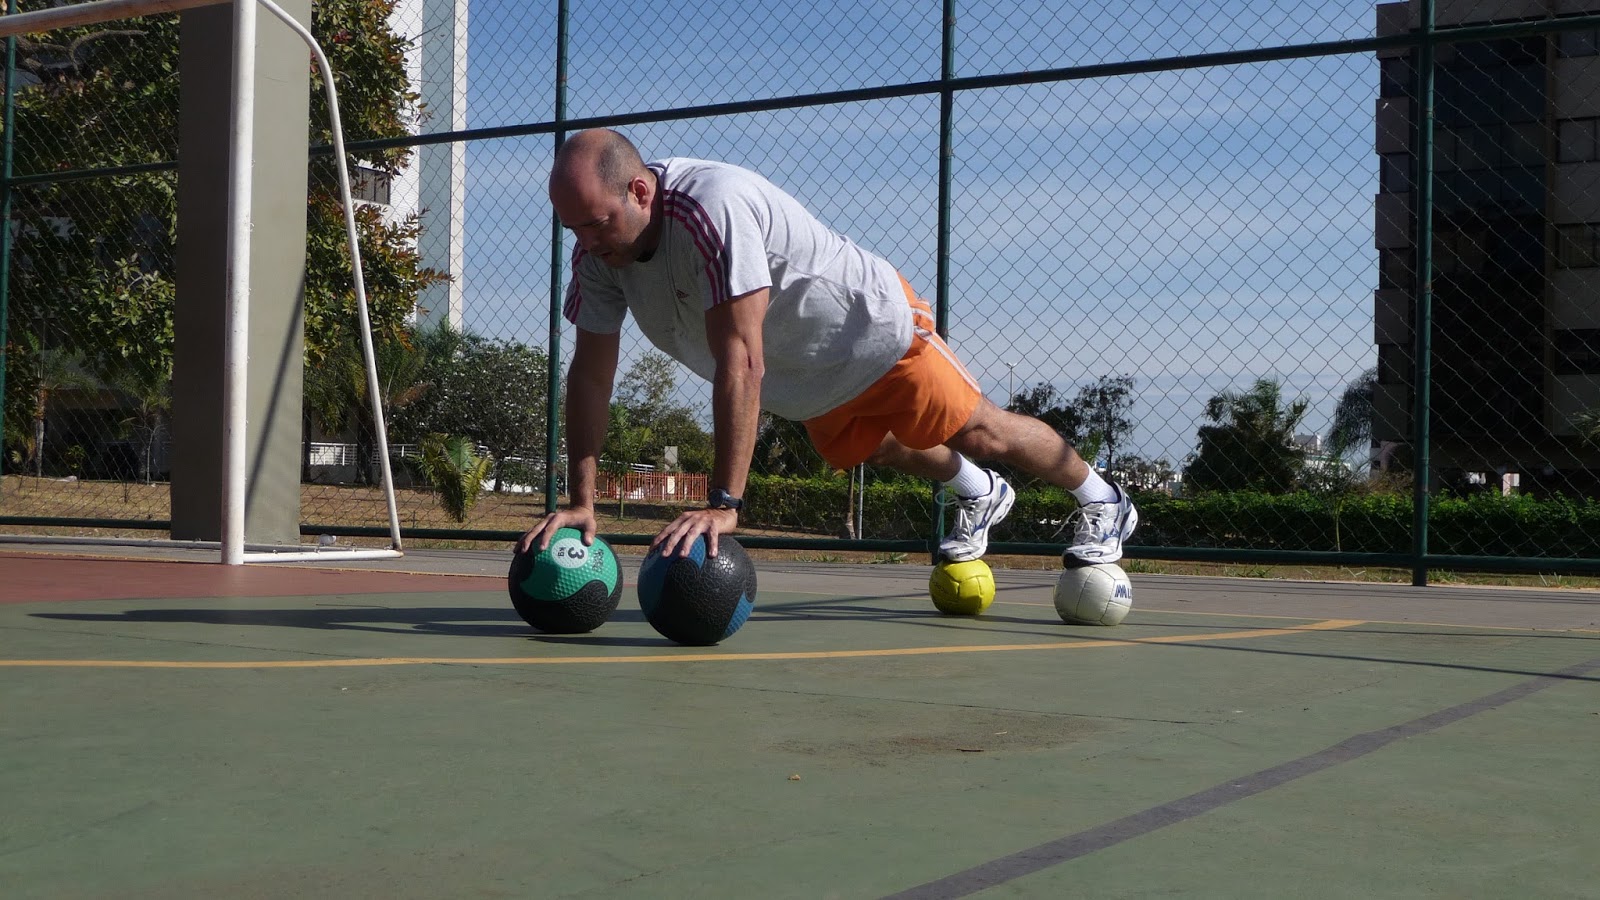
<box><xmin>802</xmin><ymin>277</ymin><xmax>982</xmax><ymax>469</ymax></box>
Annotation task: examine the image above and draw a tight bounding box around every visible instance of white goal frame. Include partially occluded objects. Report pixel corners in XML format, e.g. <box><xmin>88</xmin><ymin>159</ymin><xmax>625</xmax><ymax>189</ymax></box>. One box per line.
<box><xmin>0</xmin><ymin>0</ymin><xmax>405</xmax><ymax>565</ymax></box>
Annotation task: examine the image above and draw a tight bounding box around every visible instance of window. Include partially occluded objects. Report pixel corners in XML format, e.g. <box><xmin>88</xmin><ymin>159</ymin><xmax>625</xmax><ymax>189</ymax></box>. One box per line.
<box><xmin>1508</xmin><ymin>122</ymin><xmax>1546</xmax><ymax>166</ymax></box>
<box><xmin>1433</xmin><ymin>123</ymin><xmax>1548</xmax><ymax>171</ymax></box>
<box><xmin>1492</xmin><ymin>221</ymin><xmax>1544</xmax><ymax>275</ymax></box>
<box><xmin>1380</xmin><ymin>57</ymin><xmax>1412</xmax><ymax>99</ymax></box>
<box><xmin>1559</xmin><ymin>28</ymin><xmax>1599</xmax><ymax>59</ymax></box>
<box><xmin>1435</xmin><ymin>230</ymin><xmax>1489</xmax><ymax>276</ymax></box>
<box><xmin>1554</xmin><ymin>329</ymin><xmax>1600</xmax><ymax>375</ymax></box>
<box><xmin>1378</xmin><ymin>343</ymin><xmax>1411</xmax><ymax>386</ymax></box>
<box><xmin>1457</xmin><ymin>127</ymin><xmax>1499</xmax><ymax>171</ymax></box>
<box><xmin>1502</xmin><ymin>64</ymin><xmax>1544</xmax><ymax>124</ymax></box>
<box><xmin>1500</xmin><ymin>167</ymin><xmax>1544</xmax><ymax>214</ymax></box>
<box><xmin>1559</xmin><ymin>118</ymin><xmax>1600</xmax><ymax>163</ymax></box>
<box><xmin>1433</xmin><ymin>129</ymin><xmax>1460</xmax><ymax>173</ymax></box>
<box><xmin>1381</xmin><ymin>248</ymin><xmax>1415</xmax><ymax>290</ymax></box>
<box><xmin>1556</xmin><ymin>224</ymin><xmax>1600</xmax><ymax>268</ymax></box>
<box><xmin>352</xmin><ymin>166</ymin><xmax>392</xmax><ymax>206</ymax></box>
<box><xmin>1381</xmin><ymin>154</ymin><xmax>1411</xmax><ymax>193</ymax></box>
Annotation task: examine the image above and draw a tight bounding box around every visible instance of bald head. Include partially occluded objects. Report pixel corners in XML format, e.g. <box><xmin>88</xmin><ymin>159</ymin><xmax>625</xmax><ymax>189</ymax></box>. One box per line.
<box><xmin>551</xmin><ymin>128</ymin><xmax>647</xmax><ymax>198</ymax></box>
<box><xmin>549</xmin><ymin>129</ymin><xmax>661</xmax><ymax>267</ymax></box>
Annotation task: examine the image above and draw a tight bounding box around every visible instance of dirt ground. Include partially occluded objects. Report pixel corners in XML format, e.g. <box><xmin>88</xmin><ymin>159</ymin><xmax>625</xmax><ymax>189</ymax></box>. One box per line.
<box><xmin>5</xmin><ymin>474</ymin><xmax>1599</xmax><ymax>590</ymax></box>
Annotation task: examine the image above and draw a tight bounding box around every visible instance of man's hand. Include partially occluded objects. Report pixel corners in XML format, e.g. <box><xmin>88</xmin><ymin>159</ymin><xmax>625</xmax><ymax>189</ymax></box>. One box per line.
<box><xmin>651</xmin><ymin>507</ymin><xmax>740</xmax><ymax>558</ymax></box>
<box><xmin>516</xmin><ymin>507</ymin><xmax>599</xmax><ymax>554</ymax></box>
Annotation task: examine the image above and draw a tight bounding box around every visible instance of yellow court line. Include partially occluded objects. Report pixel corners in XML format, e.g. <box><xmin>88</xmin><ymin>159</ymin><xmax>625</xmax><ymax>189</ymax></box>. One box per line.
<box><xmin>985</xmin><ymin>597</ymin><xmax>1600</xmax><ymax>634</ymax></box>
<box><xmin>0</xmin><ymin>619</ymin><xmax>1362</xmax><ymax>669</ymax></box>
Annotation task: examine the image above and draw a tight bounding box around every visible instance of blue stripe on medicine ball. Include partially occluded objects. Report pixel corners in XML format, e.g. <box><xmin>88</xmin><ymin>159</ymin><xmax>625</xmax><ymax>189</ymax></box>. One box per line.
<box><xmin>722</xmin><ymin>594</ymin><xmax>753</xmax><ymax>639</ymax></box>
<box><xmin>637</xmin><ymin>551</ymin><xmax>669</xmax><ymax>617</ymax></box>
<box><xmin>636</xmin><ymin>535</ymin><xmax>756</xmax><ymax>645</ymax></box>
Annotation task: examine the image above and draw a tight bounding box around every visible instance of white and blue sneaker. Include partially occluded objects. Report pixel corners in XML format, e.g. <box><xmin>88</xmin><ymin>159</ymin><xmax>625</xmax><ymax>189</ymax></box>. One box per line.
<box><xmin>938</xmin><ymin>471</ymin><xmax>1015</xmax><ymax>562</ymax></box>
<box><xmin>1062</xmin><ymin>483</ymin><xmax>1138</xmax><ymax>567</ymax></box>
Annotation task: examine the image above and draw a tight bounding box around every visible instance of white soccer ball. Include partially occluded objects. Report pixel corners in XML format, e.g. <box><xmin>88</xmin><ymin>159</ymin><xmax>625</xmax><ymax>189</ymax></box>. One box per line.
<box><xmin>1054</xmin><ymin>563</ymin><xmax>1133</xmax><ymax>626</ymax></box>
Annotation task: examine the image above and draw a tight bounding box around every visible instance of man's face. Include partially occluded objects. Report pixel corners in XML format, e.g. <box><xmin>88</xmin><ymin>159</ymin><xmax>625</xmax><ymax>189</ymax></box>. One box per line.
<box><xmin>553</xmin><ymin>175</ymin><xmax>652</xmax><ymax>268</ymax></box>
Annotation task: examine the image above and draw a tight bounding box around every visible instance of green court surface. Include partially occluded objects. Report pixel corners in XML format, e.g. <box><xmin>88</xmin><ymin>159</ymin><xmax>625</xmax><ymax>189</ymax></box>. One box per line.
<box><xmin>2</xmin><ymin>548</ymin><xmax>1598</xmax><ymax>899</ymax></box>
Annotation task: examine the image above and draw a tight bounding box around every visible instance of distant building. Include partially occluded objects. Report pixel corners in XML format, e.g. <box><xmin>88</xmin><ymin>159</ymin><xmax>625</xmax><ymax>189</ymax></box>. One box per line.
<box><xmin>1373</xmin><ymin>0</ymin><xmax>1600</xmax><ymax>495</ymax></box>
<box><xmin>384</xmin><ymin>0</ymin><xmax>468</xmax><ymax>331</ymax></box>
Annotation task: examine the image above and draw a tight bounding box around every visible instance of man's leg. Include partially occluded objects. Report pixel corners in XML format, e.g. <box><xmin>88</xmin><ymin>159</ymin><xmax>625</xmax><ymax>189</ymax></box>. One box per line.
<box><xmin>865</xmin><ymin>435</ymin><xmax>1015</xmax><ymax>562</ymax></box>
<box><xmin>942</xmin><ymin>398</ymin><xmax>1138</xmax><ymax>565</ymax></box>
<box><xmin>942</xmin><ymin>399</ymin><xmax>1092</xmax><ymax>491</ymax></box>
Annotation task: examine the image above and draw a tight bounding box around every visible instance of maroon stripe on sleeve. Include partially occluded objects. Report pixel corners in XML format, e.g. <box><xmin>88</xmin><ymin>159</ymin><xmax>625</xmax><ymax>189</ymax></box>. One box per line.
<box><xmin>562</xmin><ymin>247</ymin><xmax>588</xmax><ymax>323</ymax></box>
<box><xmin>663</xmin><ymin>191</ymin><xmax>731</xmax><ymax>306</ymax></box>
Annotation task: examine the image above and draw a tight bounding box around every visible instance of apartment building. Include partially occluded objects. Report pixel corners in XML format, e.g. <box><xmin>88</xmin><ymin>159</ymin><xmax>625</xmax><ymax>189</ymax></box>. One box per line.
<box><xmin>1374</xmin><ymin>0</ymin><xmax>1600</xmax><ymax>494</ymax></box>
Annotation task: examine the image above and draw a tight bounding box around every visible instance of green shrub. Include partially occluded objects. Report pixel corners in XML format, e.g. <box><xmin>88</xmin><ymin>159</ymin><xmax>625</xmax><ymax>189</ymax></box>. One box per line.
<box><xmin>417</xmin><ymin>433</ymin><xmax>491</xmax><ymax>522</ymax></box>
<box><xmin>740</xmin><ymin>476</ymin><xmax>1600</xmax><ymax>559</ymax></box>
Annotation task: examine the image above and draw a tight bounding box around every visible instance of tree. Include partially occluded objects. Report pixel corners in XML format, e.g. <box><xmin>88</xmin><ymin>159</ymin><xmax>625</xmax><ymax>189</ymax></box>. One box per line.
<box><xmin>753</xmin><ymin>413</ymin><xmax>827</xmax><ymax>477</ymax></box>
<box><xmin>1008</xmin><ymin>382</ymin><xmax>1084</xmax><ymax>441</ymax></box>
<box><xmin>0</xmin><ymin>0</ymin><xmax>445</xmax><ymax>476</ymax></box>
<box><xmin>1002</xmin><ymin>382</ymin><xmax>1099</xmax><ymax>486</ymax></box>
<box><xmin>1327</xmin><ymin>367</ymin><xmax>1376</xmax><ymax>460</ymax></box>
<box><xmin>451</xmin><ymin>339</ymin><xmax>549</xmax><ymax>491</ymax></box>
<box><xmin>1118</xmin><ymin>454</ymin><xmax>1176</xmax><ymax>492</ymax></box>
<box><xmin>392</xmin><ymin>330</ymin><xmax>549</xmax><ymax>491</ymax></box>
<box><xmin>1186</xmin><ymin>377</ymin><xmax>1310</xmax><ymax>493</ymax></box>
<box><xmin>614</xmin><ymin>351</ymin><xmax>680</xmax><ymax>426</ymax></box>
<box><xmin>106</xmin><ymin>355</ymin><xmax>172</xmax><ymax>483</ymax></box>
<box><xmin>601</xmin><ymin>404</ymin><xmax>651</xmax><ymax>517</ymax></box>
<box><xmin>303</xmin><ymin>327</ymin><xmax>429</xmax><ymax>485</ymax></box>
<box><xmin>610</xmin><ymin>352</ymin><xmax>712</xmax><ymax>473</ymax></box>
<box><xmin>650</xmin><ymin>407</ymin><xmax>714</xmax><ymax>474</ymax></box>
<box><xmin>384</xmin><ymin>319</ymin><xmax>466</xmax><ymax>452</ymax></box>
<box><xmin>416</xmin><ymin>433</ymin><xmax>490</xmax><ymax>522</ymax></box>
<box><xmin>15</xmin><ymin>335</ymin><xmax>93</xmax><ymax>477</ymax></box>
<box><xmin>1073</xmin><ymin>375</ymin><xmax>1135</xmax><ymax>472</ymax></box>
<box><xmin>1576</xmin><ymin>408</ymin><xmax>1600</xmax><ymax>447</ymax></box>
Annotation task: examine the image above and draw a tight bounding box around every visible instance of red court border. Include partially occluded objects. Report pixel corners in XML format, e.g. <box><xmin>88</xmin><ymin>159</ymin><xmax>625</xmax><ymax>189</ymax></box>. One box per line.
<box><xmin>0</xmin><ymin>552</ymin><xmax>501</xmax><ymax>603</ymax></box>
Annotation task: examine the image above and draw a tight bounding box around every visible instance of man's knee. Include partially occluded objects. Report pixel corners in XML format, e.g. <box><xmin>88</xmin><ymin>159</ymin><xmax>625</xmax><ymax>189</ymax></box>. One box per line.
<box><xmin>864</xmin><ymin>433</ymin><xmax>906</xmax><ymax>466</ymax></box>
<box><xmin>946</xmin><ymin>403</ymin><xmax>1009</xmax><ymax>459</ymax></box>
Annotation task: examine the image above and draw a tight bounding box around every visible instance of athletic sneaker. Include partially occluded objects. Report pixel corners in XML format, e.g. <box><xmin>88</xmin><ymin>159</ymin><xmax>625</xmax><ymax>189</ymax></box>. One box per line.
<box><xmin>938</xmin><ymin>471</ymin><xmax>1015</xmax><ymax>562</ymax></box>
<box><xmin>1062</xmin><ymin>483</ymin><xmax>1139</xmax><ymax>566</ymax></box>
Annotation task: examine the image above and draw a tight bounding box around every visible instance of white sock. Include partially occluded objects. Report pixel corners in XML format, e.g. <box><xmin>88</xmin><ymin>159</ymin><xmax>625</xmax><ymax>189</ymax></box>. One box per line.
<box><xmin>944</xmin><ymin>455</ymin><xmax>993</xmax><ymax>498</ymax></box>
<box><xmin>1071</xmin><ymin>468</ymin><xmax>1118</xmax><ymax>505</ymax></box>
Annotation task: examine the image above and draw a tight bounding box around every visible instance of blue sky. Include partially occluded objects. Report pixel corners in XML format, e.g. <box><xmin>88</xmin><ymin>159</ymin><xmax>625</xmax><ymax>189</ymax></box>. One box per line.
<box><xmin>452</xmin><ymin>0</ymin><xmax>1384</xmax><ymax>468</ymax></box>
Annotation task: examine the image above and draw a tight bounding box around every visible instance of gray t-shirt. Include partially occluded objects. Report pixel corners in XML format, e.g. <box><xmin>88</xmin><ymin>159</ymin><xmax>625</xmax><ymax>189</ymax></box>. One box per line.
<box><xmin>562</xmin><ymin>158</ymin><xmax>913</xmax><ymax>421</ymax></box>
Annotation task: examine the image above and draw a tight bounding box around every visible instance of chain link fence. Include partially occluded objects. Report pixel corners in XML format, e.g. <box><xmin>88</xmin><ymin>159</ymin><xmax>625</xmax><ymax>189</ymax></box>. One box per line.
<box><xmin>4</xmin><ymin>0</ymin><xmax>1600</xmax><ymax>579</ymax></box>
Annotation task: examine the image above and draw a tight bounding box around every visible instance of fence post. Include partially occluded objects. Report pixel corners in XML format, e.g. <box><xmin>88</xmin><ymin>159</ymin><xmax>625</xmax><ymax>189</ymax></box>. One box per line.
<box><xmin>1410</xmin><ymin>0</ymin><xmax>1436</xmax><ymax>587</ymax></box>
<box><xmin>930</xmin><ymin>0</ymin><xmax>957</xmax><ymax>564</ymax></box>
<box><xmin>544</xmin><ymin>0</ymin><xmax>569</xmax><ymax>513</ymax></box>
<box><xmin>0</xmin><ymin>0</ymin><xmax>16</xmax><ymax>481</ymax></box>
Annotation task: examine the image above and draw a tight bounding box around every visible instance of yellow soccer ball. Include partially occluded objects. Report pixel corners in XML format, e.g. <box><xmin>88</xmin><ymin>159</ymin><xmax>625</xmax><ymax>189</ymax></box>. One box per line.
<box><xmin>929</xmin><ymin>559</ymin><xmax>997</xmax><ymax>615</ymax></box>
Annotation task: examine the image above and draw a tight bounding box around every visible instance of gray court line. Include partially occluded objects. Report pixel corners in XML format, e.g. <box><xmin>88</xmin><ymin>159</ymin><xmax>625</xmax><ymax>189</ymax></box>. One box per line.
<box><xmin>884</xmin><ymin>653</ymin><xmax>1600</xmax><ymax>900</ymax></box>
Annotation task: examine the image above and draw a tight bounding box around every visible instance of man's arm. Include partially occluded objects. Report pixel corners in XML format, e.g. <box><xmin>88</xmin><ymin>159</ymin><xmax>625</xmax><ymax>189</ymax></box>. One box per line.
<box><xmin>517</xmin><ymin>326</ymin><xmax>619</xmax><ymax>552</ymax></box>
<box><xmin>564</xmin><ymin>326</ymin><xmax>621</xmax><ymax>512</ymax></box>
<box><xmin>650</xmin><ymin>287</ymin><xmax>767</xmax><ymax>557</ymax></box>
<box><xmin>707</xmin><ymin>287</ymin><xmax>768</xmax><ymax>502</ymax></box>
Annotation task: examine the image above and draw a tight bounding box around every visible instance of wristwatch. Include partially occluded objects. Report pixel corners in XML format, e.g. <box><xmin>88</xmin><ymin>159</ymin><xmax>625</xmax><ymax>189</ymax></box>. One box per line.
<box><xmin>707</xmin><ymin>487</ymin><xmax>744</xmax><ymax>511</ymax></box>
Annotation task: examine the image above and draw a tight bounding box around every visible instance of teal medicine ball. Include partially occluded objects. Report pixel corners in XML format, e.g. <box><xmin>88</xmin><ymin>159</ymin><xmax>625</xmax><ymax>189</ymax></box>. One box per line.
<box><xmin>508</xmin><ymin>528</ymin><xmax>622</xmax><ymax>633</ymax></box>
<box><xmin>637</xmin><ymin>535</ymin><xmax>757</xmax><ymax>646</ymax></box>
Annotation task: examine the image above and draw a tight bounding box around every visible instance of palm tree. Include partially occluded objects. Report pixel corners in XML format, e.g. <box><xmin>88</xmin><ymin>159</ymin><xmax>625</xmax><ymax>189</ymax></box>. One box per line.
<box><xmin>23</xmin><ymin>339</ymin><xmax>94</xmax><ymax>477</ymax></box>
<box><xmin>303</xmin><ymin>329</ymin><xmax>428</xmax><ymax>485</ymax></box>
<box><xmin>1186</xmin><ymin>377</ymin><xmax>1310</xmax><ymax>493</ymax></box>
<box><xmin>1574</xmin><ymin>408</ymin><xmax>1600</xmax><ymax>447</ymax></box>
<box><xmin>417</xmin><ymin>432</ymin><xmax>491</xmax><ymax>522</ymax></box>
<box><xmin>1327</xmin><ymin>367</ymin><xmax>1376</xmax><ymax>460</ymax></box>
<box><xmin>106</xmin><ymin>359</ymin><xmax>172</xmax><ymax>483</ymax></box>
